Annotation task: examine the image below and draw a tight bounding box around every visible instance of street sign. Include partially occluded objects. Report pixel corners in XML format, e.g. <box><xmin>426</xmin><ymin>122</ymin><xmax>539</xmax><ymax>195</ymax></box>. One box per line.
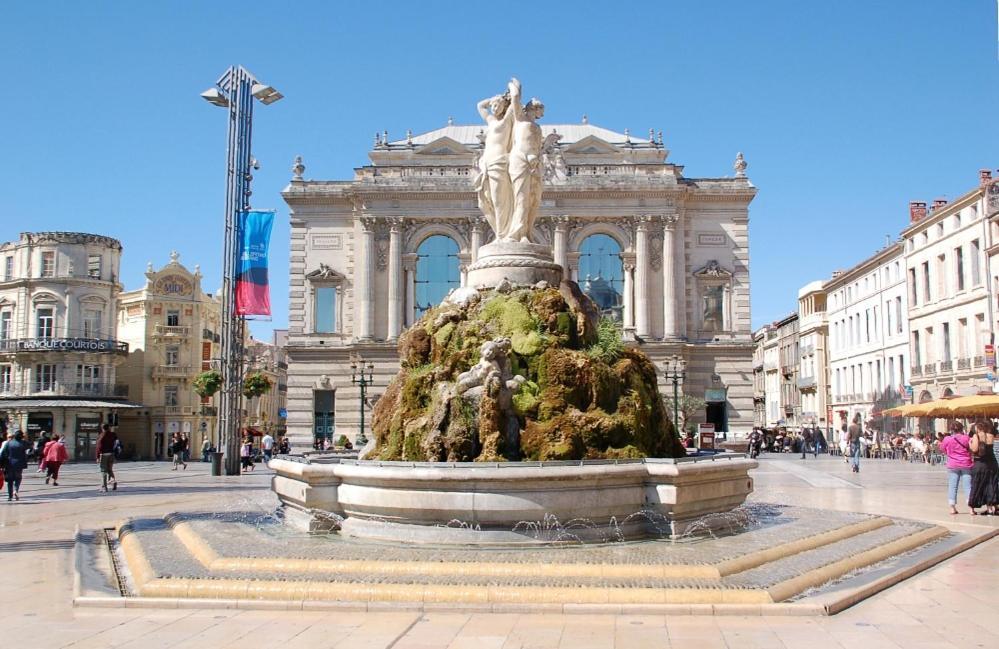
<box><xmin>986</xmin><ymin>344</ymin><xmax>995</xmax><ymax>367</ymax></box>
<box><xmin>904</xmin><ymin>385</ymin><xmax>914</xmax><ymax>399</ymax></box>
<box><xmin>278</xmin><ymin>408</ymin><xmax>287</xmax><ymax>418</ymax></box>
<box><xmin>698</xmin><ymin>423</ymin><xmax>715</xmax><ymax>449</ymax></box>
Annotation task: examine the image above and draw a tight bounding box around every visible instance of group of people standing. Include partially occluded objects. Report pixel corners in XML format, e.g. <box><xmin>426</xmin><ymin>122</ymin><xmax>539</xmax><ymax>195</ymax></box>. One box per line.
<box><xmin>939</xmin><ymin>420</ymin><xmax>999</xmax><ymax>515</ymax></box>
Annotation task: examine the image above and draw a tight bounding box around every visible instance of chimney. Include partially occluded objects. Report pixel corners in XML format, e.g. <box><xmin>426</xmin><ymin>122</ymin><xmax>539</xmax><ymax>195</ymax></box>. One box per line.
<box><xmin>909</xmin><ymin>201</ymin><xmax>927</xmax><ymax>223</ymax></box>
<box><xmin>980</xmin><ymin>169</ymin><xmax>992</xmax><ymax>186</ymax></box>
<box><xmin>931</xmin><ymin>197</ymin><xmax>948</xmax><ymax>211</ymax></box>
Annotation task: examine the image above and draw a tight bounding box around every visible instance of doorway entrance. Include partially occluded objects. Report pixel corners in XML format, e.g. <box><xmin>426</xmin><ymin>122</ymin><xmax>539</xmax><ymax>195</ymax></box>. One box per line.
<box><xmin>314</xmin><ymin>390</ymin><xmax>335</xmax><ymax>450</ymax></box>
<box><xmin>75</xmin><ymin>416</ymin><xmax>102</xmax><ymax>461</ymax></box>
<box><xmin>705</xmin><ymin>401</ymin><xmax>728</xmax><ymax>434</ymax></box>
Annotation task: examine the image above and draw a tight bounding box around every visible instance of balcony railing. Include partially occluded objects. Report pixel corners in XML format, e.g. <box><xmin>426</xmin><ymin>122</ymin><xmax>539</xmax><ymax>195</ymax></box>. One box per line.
<box><xmin>974</xmin><ymin>355</ymin><xmax>987</xmax><ymax>368</ymax></box>
<box><xmin>0</xmin><ymin>337</ymin><xmax>128</xmax><ymax>355</ymax></box>
<box><xmin>957</xmin><ymin>357</ymin><xmax>972</xmax><ymax>370</ymax></box>
<box><xmin>910</xmin><ymin>366</ymin><xmax>923</xmax><ymax>377</ymax></box>
<box><xmin>0</xmin><ymin>382</ymin><xmax>129</xmax><ymax>398</ymax></box>
<box><xmin>152</xmin><ymin>364</ymin><xmax>193</xmax><ymax>379</ymax></box>
<box><xmin>154</xmin><ymin>325</ymin><xmax>191</xmax><ymax>338</ymax></box>
<box><xmin>923</xmin><ymin>363</ymin><xmax>936</xmax><ymax>375</ymax></box>
<box><xmin>939</xmin><ymin>360</ymin><xmax>953</xmax><ymax>372</ymax></box>
<box><xmin>796</xmin><ymin>376</ymin><xmax>817</xmax><ymax>389</ymax></box>
<box><xmin>200</xmin><ymin>406</ymin><xmax>218</xmax><ymax>416</ymax></box>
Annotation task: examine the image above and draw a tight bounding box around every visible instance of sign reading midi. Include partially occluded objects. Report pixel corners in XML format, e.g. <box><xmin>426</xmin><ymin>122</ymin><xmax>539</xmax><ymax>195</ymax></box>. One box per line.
<box><xmin>236</xmin><ymin>210</ymin><xmax>274</xmax><ymax>316</ymax></box>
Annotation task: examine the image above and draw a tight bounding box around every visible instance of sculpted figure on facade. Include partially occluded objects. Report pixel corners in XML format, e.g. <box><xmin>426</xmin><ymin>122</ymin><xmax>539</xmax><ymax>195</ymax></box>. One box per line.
<box><xmin>473</xmin><ymin>77</ymin><xmax>547</xmax><ymax>244</ymax></box>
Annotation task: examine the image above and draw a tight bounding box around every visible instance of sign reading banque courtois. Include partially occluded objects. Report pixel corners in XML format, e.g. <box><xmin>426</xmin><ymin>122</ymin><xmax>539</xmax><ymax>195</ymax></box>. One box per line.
<box><xmin>15</xmin><ymin>338</ymin><xmax>125</xmax><ymax>352</ymax></box>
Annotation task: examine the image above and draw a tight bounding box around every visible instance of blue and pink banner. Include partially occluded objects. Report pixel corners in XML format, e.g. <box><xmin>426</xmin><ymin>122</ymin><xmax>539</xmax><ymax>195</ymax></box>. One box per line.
<box><xmin>235</xmin><ymin>210</ymin><xmax>274</xmax><ymax>317</ymax></box>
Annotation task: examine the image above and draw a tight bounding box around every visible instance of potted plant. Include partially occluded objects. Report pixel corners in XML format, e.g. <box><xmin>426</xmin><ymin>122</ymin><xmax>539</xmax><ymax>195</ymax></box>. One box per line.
<box><xmin>243</xmin><ymin>372</ymin><xmax>273</xmax><ymax>399</ymax></box>
<box><xmin>193</xmin><ymin>370</ymin><xmax>223</xmax><ymax>398</ymax></box>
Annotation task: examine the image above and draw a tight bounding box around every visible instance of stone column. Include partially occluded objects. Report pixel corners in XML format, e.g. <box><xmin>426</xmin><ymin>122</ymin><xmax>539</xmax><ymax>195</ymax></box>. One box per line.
<box><xmin>622</xmin><ymin>261</ymin><xmax>635</xmax><ymax>330</ymax></box>
<box><xmin>567</xmin><ymin>252</ymin><xmax>580</xmax><ymax>282</ymax></box>
<box><xmin>357</xmin><ymin>218</ymin><xmax>375</xmax><ymax>341</ymax></box>
<box><xmin>386</xmin><ymin>219</ymin><xmax>402</xmax><ymax>341</ymax></box>
<box><xmin>552</xmin><ymin>215</ymin><xmax>570</xmax><ymax>279</ymax></box>
<box><xmin>634</xmin><ymin>216</ymin><xmax>651</xmax><ymax>338</ymax></box>
<box><xmin>459</xmin><ymin>264</ymin><xmax>468</xmax><ymax>287</ymax></box>
<box><xmin>403</xmin><ymin>254</ymin><xmax>418</xmax><ymax>327</ymax></box>
<box><xmin>662</xmin><ymin>214</ymin><xmax>679</xmax><ymax>339</ymax></box>
<box><xmin>469</xmin><ymin>218</ymin><xmax>483</xmax><ymax>264</ymax></box>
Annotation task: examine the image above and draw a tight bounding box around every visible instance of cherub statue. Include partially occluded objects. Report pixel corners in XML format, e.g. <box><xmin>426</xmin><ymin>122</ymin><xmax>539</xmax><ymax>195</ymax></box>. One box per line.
<box><xmin>456</xmin><ymin>338</ymin><xmax>524</xmax><ymax>396</ymax></box>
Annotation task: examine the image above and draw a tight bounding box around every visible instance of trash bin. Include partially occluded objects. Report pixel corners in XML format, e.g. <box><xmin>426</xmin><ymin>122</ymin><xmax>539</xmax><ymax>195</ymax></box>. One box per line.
<box><xmin>210</xmin><ymin>451</ymin><xmax>224</xmax><ymax>476</ymax></box>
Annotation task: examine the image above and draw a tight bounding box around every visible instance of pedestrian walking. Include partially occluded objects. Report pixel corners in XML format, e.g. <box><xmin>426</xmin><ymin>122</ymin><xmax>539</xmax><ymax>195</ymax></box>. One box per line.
<box><xmin>261</xmin><ymin>431</ymin><xmax>275</xmax><ymax>463</ymax></box>
<box><xmin>96</xmin><ymin>424</ymin><xmax>118</xmax><ymax>492</ymax></box>
<box><xmin>43</xmin><ymin>434</ymin><xmax>69</xmax><ymax>486</ymax></box>
<box><xmin>35</xmin><ymin>430</ymin><xmax>50</xmax><ymax>473</ymax></box>
<box><xmin>201</xmin><ymin>436</ymin><xmax>211</xmax><ymax>462</ymax></box>
<box><xmin>848</xmin><ymin>413</ymin><xmax>863</xmax><ymax>473</ymax></box>
<box><xmin>940</xmin><ymin>421</ymin><xmax>973</xmax><ymax>515</ymax></box>
<box><xmin>968</xmin><ymin>421</ymin><xmax>999</xmax><ymax>516</ymax></box>
<box><xmin>170</xmin><ymin>433</ymin><xmax>187</xmax><ymax>470</ymax></box>
<box><xmin>240</xmin><ymin>436</ymin><xmax>254</xmax><ymax>472</ymax></box>
<box><xmin>1</xmin><ymin>430</ymin><xmax>28</xmax><ymax>501</ymax></box>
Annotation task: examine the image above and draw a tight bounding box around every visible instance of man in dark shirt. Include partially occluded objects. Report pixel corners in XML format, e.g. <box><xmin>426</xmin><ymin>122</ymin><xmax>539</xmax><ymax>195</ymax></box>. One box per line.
<box><xmin>95</xmin><ymin>424</ymin><xmax>119</xmax><ymax>492</ymax></box>
<box><xmin>848</xmin><ymin>414</ymin><xmax>863</xmax><ymax>473</ymax></box>
<box><xmin>1</xmin><ymin>431</ymin><xmax>28</xmax><ymax>501</ymax></box>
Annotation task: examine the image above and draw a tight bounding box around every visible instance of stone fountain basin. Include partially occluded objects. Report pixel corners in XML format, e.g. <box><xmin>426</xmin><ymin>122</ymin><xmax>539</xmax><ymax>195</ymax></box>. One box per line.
<box><xmin>270</xmin><ymin>454</ymin><xmax>757</xmax><ymax>545</ymax></box>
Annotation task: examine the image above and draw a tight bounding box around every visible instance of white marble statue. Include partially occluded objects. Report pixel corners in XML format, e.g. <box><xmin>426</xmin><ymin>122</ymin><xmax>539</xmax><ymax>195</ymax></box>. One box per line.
<box><xmin>473</xmin><ymin>78</ymin><xmax>546</xmax><ymax>243</ymax></box>
<box><xmin>474</xmin><ymin>90</ymin><xmax>514</xmax><ymax>238</ymax></box>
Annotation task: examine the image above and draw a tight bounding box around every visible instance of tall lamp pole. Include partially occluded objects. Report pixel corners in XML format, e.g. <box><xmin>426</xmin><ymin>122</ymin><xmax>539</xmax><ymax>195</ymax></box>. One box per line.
<box><xmin>665</xmin><ymin>355</ymin><xmax>687</xmax><ymax>436</ymax></box>
<box><xmin>201</xmin><ymin>66</ymin><xmax>282</xmax><ymax>476</ymax></box>
<box><xmin>351</xmin><ymin>359</ymin><xmax>375</xmax><ymax>447</ymax></box>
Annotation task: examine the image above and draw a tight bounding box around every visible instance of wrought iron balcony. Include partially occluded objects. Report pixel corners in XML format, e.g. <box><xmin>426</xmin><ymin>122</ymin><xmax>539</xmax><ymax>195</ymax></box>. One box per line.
<box><xmin>153</xmin><ymin>325</ymin><xmax>191</xmax><ymax>338</ymax></box>
<box><xmin>939</xmin><ymin>360</ymin><xmax>953</xmax><ymax>372</ymax></box>
<box><xmin>796</xmin><ymin>376</ymin><xmax>817</xmax><ymax>390</ymax></box>
<box><xmin>910</xmin><ymin>366</ymin><xmax>923</xmax><ymax>377</ymax></box>
<box><xmin>0</xmin><ymin>337</ymin><xmax>128</xmax><ymax>355</ymax></box>
<box><xmin>151</xmin><ymin>364</ymin><xmax>193</xmax><ymax>380</ymax></box>
<box><xmin>923</xmin><ymin>363</ymin><xmax>936</xmax><ymax>375</ymax></box>
<box><xmin>200</xmin><ymin>405</ymin><xmax>218</xmax><ymax>416</ymax></box>
<box><xmin>974</xmin><ymin>355</ymin><xmax>987</xmax><ymax>368</ymax></box>
<box><xmin>0</xmin><ymin>381</ymin><xmax>129</xmax><ymax>398</ymax></box>
<box><xmin>957</xmin><ymin>357</ymin><xmax>972</xmax><ymax>370</ymax></box>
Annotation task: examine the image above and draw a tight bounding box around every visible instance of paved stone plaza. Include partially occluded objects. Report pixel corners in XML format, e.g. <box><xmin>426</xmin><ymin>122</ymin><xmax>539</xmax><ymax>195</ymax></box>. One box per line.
<box><xmin>2</xmin><ymin>457</ymin><xmax>997</xmax><ymax>648</ymax></box>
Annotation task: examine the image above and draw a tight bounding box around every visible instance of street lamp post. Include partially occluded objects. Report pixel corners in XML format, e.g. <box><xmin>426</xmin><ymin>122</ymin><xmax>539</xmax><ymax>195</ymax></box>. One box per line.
<box><xmin>351</xmin><ymin>359</ymin><xmax>375</xmax><ymax>447</ymax></box>
<box><xmin>202</xmin><ymin>66</ymin><xmax>282</xmax><ymax>476</ymax></box>
<box><xmin>665</xmin><ymin>355</ymin><xmax>687</xmax><ymax>436</ymax></box>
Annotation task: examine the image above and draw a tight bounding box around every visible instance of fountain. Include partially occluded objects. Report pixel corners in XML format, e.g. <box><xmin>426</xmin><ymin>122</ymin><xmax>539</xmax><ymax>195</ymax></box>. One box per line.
<box><xmin>270</xmin><ymin>77</ymin><xmax>756</xmax><ymax>544</ymax></box>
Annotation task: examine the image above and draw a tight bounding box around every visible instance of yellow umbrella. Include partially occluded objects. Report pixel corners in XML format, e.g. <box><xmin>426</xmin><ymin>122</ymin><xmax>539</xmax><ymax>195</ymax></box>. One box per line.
<box><xmin>883</xmin><ymin>402</ymin><xmax>936</xmax><ymax>417</ymax></box>
<box><xmin>947</xmin><ymin>394</ymin><xmax>999</xmax><ymax>418</ymax></box>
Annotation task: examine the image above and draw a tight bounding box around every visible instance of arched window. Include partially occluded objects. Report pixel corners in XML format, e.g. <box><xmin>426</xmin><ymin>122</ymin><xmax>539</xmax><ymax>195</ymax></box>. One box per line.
<box><xmin>578</xmin><ymin>234</ymin><xmax>623</xmax><ymax>320</ymax></box>
<box><xmin>415</xmin><ymin>235</ymin><xmax>459</xmax><ymax>319</ymax></box>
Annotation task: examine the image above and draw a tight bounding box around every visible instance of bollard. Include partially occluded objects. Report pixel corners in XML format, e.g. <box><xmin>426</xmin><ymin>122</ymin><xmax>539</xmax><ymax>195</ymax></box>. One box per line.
<box><xmin>210</xmin><ymin>451</ymin><xmax>224</xmax><ymax>476</ymax></box>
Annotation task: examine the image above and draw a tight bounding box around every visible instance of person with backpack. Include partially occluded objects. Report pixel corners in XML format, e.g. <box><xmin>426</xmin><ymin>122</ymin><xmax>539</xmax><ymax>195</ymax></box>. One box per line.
<box><xmin>1</xmin><ymin>431</ymin><xmax>28</xmax><ymax>501</ymax></box>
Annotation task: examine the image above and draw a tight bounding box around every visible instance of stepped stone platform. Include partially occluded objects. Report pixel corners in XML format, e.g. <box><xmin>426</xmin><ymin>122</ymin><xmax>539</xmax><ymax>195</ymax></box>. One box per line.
<box><xmin>73</xmin><ymin>503</ymin><xmax>992</xmax><ymax>615</ymax></box>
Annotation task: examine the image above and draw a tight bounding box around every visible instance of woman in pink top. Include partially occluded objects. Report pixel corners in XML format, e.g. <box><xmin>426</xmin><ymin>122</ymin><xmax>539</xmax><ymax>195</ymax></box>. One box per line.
<box><xmin>42</xmin><ymin>434</ymin><xmax>69</xmax><ymax>486</ymax></box>
<box><xmin>940</xmin><ymin>421</ymin><xmax>973</xmax><ymax>514</ymax></box>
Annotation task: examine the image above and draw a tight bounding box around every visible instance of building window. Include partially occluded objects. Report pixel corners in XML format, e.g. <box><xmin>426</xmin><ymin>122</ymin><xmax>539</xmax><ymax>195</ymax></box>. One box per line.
<box><xmin>578</xmin><ymin>234</ymin><xmax>624</xmax><ymax>321</ymax></box>
<box><xmin>414</xmin><ymin>235</ymin><xmax>460</xmax><ymax>319</ymax></box>
<box><xmin>36</xmin><ymin>307</ymin><xmax>54</xmax><ymax>339</ymax></box>
<box><xmin>164</xmin><ymin>385</ymin><xmax>179</xmax><ymax>407</ymax></box>
<box><xmin>76</xmin><ymin>364</ymin><xmax>102</xmax><ymax>393</ymax></box>
<box><xmin>3</xmin><ymin>256</ymin><xmax>12</xmax><ymax>281</ymax></box>
<box><xmin>954</xmin><ymin>246</ymin><xmax>964</xmax><ymax>291</ymax></box>
<box><xmin>0</xmin><ymin>365</ymin><xmax>11</xmax><ymax>393</ymax></box>
<box><xmin>971</xmin><ymin>239</ymin><xmax>981</xmax><ymax>285</ymax></box>
<box><xmin>315</xmin><ymin>287</ymin><xmax>337</xmax><ymax>333</ymax></box>
<box><xmin>0</xmin><ymin>311</ymin><xmax>10</xmax><ymax>342</ymax></box>
<box><xmin>165</xmin><ymin>345</ymin><xmax>180</xmax><ymax>366</ymax></box>
<box><xmin>88</xmin><ymin>255</ymin><xmax>102</xmax><ymax>279</ymax></box>
<box><xmin>922</xmin><ymin>261</ymin><xmax>931</xmax><ymax>302</ymax></box>
<box><xmin>912</xmin><ymin>331</ymin><xmax>921</xmax><ymax>366</ymax></box>
<box><xmin>958</xmin><ymin>318</ymin><xmax>968</xmax><ymax>359</ymax></box>
<box><xmin>166</xmin><ymin>309</ymin><xmax>180</xmax><ymax>327</ymax></box>
<box><xmin>908</xmin><ymin>268</ymin><xmax>917</xmax><ymax>305</ymax></box>
<box><xmin>40</xmin><ymin>251</ymin><xmax>55</xmax><ymax>278</ymax></box>
<box><xmin>34</xmin><ymin>364</ymin><xmax>55</xmax><ymax>392</ymax></box>
<box><xmin>83</xmin><ymin>308</ymin><xmax>102</xmax><ymax>338</ymax></box>
<box><xmin>936</xmin><ymin>254</ymin><xmax>947</xmax><ymax>297</ymax></box>
<box><xmin>895</xmin><ymin>297</ymin><xmax>903</xmax><ymax>334</ymax></box>
<box><xmin>942</xmin><ymin>322</ymin><xmax>951</xmax><ymax>361</ymax></box>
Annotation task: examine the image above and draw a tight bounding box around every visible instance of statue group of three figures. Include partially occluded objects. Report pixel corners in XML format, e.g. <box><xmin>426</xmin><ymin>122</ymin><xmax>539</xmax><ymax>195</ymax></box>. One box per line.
<box><xmin>475</xmin><ymin>78</ymin><xmax>555</xmax><ymax>244</ymax></box>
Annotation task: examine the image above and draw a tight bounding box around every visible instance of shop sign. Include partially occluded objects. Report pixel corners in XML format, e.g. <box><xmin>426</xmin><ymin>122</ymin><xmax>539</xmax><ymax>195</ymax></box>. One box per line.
<box><xmin>704</xmin><ymin>388</ymin><xmax>727</xmax><ymax>403</ymax></box>
<box><xmin>17</xmin><ymin>338</ymin><xmax>124</xmax><ymax>352</ymax></box>
<box><xmin>77</xmin><ymin>417</ymin><xmax>101</xmax><ymax>432</ymax></box>
<box><xmin>698</xmin><ymin>423</ymin><xmax>716</xmax><ymax>449</ymax></box>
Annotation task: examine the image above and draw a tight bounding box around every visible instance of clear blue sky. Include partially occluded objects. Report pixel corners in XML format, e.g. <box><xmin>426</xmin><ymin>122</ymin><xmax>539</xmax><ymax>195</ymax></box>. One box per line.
<box><xmin>2</xmin><ymin>1</ymin><xmax>997</xmax><ymax>339</ymax></box>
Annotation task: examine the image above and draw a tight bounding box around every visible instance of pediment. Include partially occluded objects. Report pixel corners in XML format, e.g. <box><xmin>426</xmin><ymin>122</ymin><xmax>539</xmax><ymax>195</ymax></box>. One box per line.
<box><xmin>693</xmin><ymin>260</ymin><xmax>733</xmax><ymax>279</ymax></box>
<box><xmin>307</xmin><ymin>264</ymin><xmax>347</xmax><ymax>283</ymax></box>
<box><xmin>414</xmin><ymin>137</ymin><xmax>470</xmax><ymax>156</ymax></box>
<box><xmin>563</xmin><ymin>135</ymin><xmax>619</xmax><ymax>155</ymax></box>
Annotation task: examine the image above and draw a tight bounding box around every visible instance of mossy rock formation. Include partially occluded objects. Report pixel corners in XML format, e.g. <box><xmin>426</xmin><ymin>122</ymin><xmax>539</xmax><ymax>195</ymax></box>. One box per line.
<box><xmin>371</xmin><ymin>281</ymin><xmax>685</xmax><ymax>462</ymax></box>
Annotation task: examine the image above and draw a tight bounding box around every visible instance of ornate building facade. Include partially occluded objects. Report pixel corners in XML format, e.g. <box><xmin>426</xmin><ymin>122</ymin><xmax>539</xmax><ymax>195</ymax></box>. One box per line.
<box><xmin>115</xmin><ymin>253</ymin><xmax>223</xmax><ymax>459</ymax></box>
<box><xmin>284</xmin><ymin>121</ymin><xmax>756</xmax><ymax>447</ymax></box>
<box><xmin>0</xmin><ymin>232</ymin><xmax>133</xmax><ymax>459</ymax></box>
